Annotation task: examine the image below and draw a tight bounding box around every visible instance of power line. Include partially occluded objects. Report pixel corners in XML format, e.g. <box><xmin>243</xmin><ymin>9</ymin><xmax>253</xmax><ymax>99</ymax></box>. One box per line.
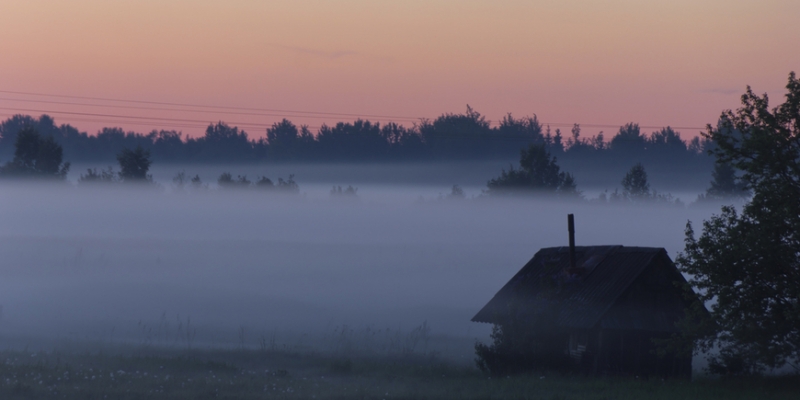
<box><xmin>0</xmin><ymin>110</ymin><xmax>702</xmax><ymax>146</ymax></box>
<box><xmin>0</xmin><ymin>97</ymin><xmax>420</xmax><ymax>123</ymax></box>
<box><xmin>0</xmin><ymin>106</ymin><xmax>285</xmax><ymax>129</ymax></box>
<box><xmin>0</xmin><ymin>105</ymin><xmax>706</xmax><ymax>133</ymax></box>
<box><xmin>0</xmin><ymin>89</ymin><xmax>708</xmax><ymax>130</ymax></box>
<box><xmin>0</xmin><ymin>89</ymin><xmax>422</xmax><ymax>121</ymax></box>
<box><xmin>540</xmin><ymin>122</ymin><xmax>706</xmax><ymax>131</ymax></box>
<box><xmin>0</xmin><ymin>110</ymin><xmax>324</xmax><ymax>135</ymax></box>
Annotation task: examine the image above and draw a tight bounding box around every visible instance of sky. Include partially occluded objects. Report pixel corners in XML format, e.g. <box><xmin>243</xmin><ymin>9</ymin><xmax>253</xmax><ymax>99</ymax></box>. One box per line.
<box><xmin>1</xmin><ymin>0</ymin><xmax>798</xmax><ymax>139</ymax></box>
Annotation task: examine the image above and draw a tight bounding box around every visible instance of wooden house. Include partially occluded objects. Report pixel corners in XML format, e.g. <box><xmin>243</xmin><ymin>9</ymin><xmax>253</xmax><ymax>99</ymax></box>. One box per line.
<box><xmin>472</xmin><ymin>216</ymin><xmax>703</xmax><ymax>378</ymax></box>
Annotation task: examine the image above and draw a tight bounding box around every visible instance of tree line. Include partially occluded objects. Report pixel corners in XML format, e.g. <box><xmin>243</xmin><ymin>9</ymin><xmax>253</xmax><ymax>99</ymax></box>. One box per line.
<box><xmin>0</xmin><ymin>106</ymin><xmax>713</xmax><ymax>168</ymax></box>
<box><xmin>0</xmin><ymin>122</ymin><xmax>738</xmax><ymax>205</ymax></box>
<box><xmin>0</xmin><ymin>126</ymin><xmax>300</xmax><ymax>194</ymax></box>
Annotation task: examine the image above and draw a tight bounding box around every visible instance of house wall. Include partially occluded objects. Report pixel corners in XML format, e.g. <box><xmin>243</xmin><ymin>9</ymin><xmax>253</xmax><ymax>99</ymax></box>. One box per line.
<box><xmin>602</xmin><ymin>256</ymin><xmax>690</xmax><ymax>332</ymax></box>
<box><xmin>591</xmin><ymin>329</ymin><xmax>691</xmax><ymax>378</ymax></box>
<box><xmin>587</xmin><ymin>257</ymin><xmax>693</xmax><ymax>378</ymax></box>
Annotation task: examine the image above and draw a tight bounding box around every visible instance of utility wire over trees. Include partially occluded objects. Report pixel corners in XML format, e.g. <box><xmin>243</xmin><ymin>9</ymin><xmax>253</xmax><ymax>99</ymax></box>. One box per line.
<box><xmin>0</xmin><ymin>105</ymin><xmax>714</xmax><ymax>170</ymax></box>
<box><xmin>676</xmin><ymin>72</ymin><xmax>800</xmax><ymax>374</ymax></box>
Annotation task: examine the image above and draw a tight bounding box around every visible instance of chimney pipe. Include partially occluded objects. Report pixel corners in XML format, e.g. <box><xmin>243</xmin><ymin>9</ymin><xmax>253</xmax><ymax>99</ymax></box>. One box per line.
<box><xmin>568</xmin><ymin>214</ymin><xmax>576</xmax><ymax>270</ymax></box>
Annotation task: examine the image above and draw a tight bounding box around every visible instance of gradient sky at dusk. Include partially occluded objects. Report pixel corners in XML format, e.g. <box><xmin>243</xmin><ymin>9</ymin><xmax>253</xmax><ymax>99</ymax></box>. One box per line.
<box><xmin>1</xmin><ymin>0</ymin><xmax>798</xmax><ymax>139</ymax></box>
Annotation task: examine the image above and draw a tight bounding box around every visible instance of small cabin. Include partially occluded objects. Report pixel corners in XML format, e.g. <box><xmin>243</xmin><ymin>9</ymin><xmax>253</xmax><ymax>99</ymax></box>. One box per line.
<box><xmin>472</xmin><ymin>240</ymin><xmax>702</xmax><ymax>378</ymax></box>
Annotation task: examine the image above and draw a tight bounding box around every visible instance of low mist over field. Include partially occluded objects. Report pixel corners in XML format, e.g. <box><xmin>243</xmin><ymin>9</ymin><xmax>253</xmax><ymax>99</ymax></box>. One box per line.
<box><xmin>0</xmin><ymin>180</ymin><xmax>723</xmax><ymax>361</ymax></box>
<box><xmin>66</xmin><ymin>160</ymin><xmax>713</xmax><ymax>201</ymax></box>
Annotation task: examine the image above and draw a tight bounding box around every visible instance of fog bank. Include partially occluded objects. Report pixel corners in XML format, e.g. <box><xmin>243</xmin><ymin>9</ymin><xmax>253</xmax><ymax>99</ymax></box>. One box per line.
<box><xmin>0</xmin><ymin>183</ymin><xmax>724</xmax><ymax>361</ymax></box>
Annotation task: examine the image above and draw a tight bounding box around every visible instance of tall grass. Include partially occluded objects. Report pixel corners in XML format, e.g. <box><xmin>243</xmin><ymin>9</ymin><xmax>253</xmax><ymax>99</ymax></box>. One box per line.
<box><xmin>0</xmin><ymin>346</ymin><xmax>797</xmax><ymax>400</ymax></box>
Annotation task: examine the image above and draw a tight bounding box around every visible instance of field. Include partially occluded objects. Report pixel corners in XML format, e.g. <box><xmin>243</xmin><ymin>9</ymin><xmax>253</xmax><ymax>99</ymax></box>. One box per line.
<box><xmin>0</xmin><ymin>347</ymin><xmax>797</xmax><ymax>400</ymax></box>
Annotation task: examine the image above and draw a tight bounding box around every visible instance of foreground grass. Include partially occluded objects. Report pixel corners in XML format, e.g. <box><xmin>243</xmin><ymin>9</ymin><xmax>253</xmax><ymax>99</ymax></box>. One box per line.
<box><xmin>0</xmin><ymin>348</ymin><xmax>797</xmax><ymax>399</ymax></box>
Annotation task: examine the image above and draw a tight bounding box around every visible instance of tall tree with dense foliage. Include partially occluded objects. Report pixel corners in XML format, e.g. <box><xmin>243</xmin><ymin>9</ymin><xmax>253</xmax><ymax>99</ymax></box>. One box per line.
<box><xmin>486</xmin><ymin>143</ymin><xmax>578</xmax><ymax>196</ymax></box>
<box><xmin>117</xmin><ymin>146</ymin><xmax>152</xmax><ymax>182</ymax></box>
<box><xmin>0</xmin><ymin>126</ymin><xmax>70</xmax><ymax>179</ymax></box>
<box><xmin>621</xmin><ymin>163</ymin><xmax>651</xmax><ymax>200</ymax></box>
<box><xmin>701</xmin><ymin>162</ymin><xmax>750</xmax><ymax>201</ymax></box>
<box><xmin>420</xmin><ymin>105</ymin><xmax>493</xmax><ymax>159</ymax></box>
<box><xmin>677</xmin><ymin>72</ymin><xmax>800</xmax><ymax>373</ymax></box>
<box><xmin>610</xmin><ymin>123</ymin><xmax>647</xmax><ymax>154</ymax></box>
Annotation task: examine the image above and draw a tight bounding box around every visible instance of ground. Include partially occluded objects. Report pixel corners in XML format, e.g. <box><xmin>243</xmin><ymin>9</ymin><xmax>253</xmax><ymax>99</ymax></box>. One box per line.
<box><xmin>0</xmin><ymin>347</ymin><xmax>797</xmax><ymax>399</ymax></box>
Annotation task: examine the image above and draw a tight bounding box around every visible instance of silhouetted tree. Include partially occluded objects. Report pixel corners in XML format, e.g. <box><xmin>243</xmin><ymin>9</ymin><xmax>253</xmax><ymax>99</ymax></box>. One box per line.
<box><xmin>649</xmin><ymin>127</ymin><xmax>686</xmax><ymax>152</ymax></box>
<box><xmin>316</xmin><ymin>120</ymin><xmax>388</xmax><ymax>161</ymax></box>
<box><xmin>380</xmin><ymin>122</ymin><xmax>424</xmax><ymax>159</ymax></box>
<box><xmin>197</xmin><ymin>122</ymin><xmax>253</xmax><ymax>162</ymax></box>
<box><xmin>420</xmin><ymin>105</ymin><xmax>493</xmax><ymax>159</ymax></box>
<box><xmin>550</xmin><ymin>128</ymin><xmax>564</xmax><ymax>154</ymax></box>
<box><xmin>591</xmin><ymin>131</ymin><xmax>606</xmax><ymax>150</ymax></box>
<box><xmin>277</xmin><ymin>174</ymin><xmax>299</xmax><ymax>193</ymax></box>
<box><xmin>117</xmin><ymin>146</ymin><xmax>152</xmax><ymax>182</ymax></box>
<box><xmin>564</xmin><ymin>124</ymin><xmax>599</xmax><ymax>159</ymax></box>
<box><xmin>699</xmin><ymin>162</ymin><xmax>750</xmax><ymax>201</ymax></box>
<box><xmin>265</xmin><ymin>119</ymin><xmax>311</xmax><ymax>161</ymax></box>
<box><xmin>149</xmin><ymin>130</ymin><xmax>186</xmax><ymax>161</ymax></box>
<box><xmin>0</xmin><ymin>126</ymin><xmax>70</xmax><ymax>179</ymax></box>
<box><xmin>495</xmin><ymin>114</ymin><xmax>545</xmax><ymax>156</ymax></box>
<box><xmin>610</xmin><ymin>123</ymin><xmax>647</xmax><ymax>153</ymax></box>
<box><xmin>217</xmin><ymin>172</ymin><xmax>233</xmax><ymax>188</ymax></box>
<box><xmin>172</xmin><ymin>171</ymin><xmax>189</xmax><ymax>190</ymax></box>
<box><xmin>330</xmin><ymin>185</ymin><xmax>358</xmax><ymax>197</ymax></box>
<box><xmin>486</xmin><ymin>144</ymin><xmax>577</xmax><ymax>195</ymax></box>
<box><xmin>447</xmin><ymin>184</ymin><xmax>465</xmax><ymax>200</ymax></box>
<box><xmin>190</xmin><ymin>174</ymin><xmax>206</xmax><ymax>190</ymax></box>
<box><xmin>677</xmin><ymin>72</ymin><xmax>800</xmax><ymax>373</ymax></box>
<box><xmin>255</xmin><ymin>176</ymin><xmax>274</xmax><ymax>189</ymax></box>
<box><xmin>621</xmin><ymin>163</ymin><xmax>651</xmax><ymax>199</ymax></box>
<box><xmin>217</xmin><ymin>172</ymin><xmax>251</xmax><ymax>189</ymax></box>
<box><xmin>559</xmin><ymin>173</ymin><xmax>580</xmax><ymax>197</ymax></box>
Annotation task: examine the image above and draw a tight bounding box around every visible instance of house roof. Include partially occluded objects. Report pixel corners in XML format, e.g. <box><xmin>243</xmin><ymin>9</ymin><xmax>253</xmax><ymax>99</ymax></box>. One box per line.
<box><xmin>472</xmin><ymin>245</ymin><xmax>677</xmax><ymax>330</ymax></box>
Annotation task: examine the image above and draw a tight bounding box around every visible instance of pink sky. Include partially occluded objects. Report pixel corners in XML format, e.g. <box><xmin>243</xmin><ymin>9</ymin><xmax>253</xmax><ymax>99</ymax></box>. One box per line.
<box><xmin>1</xmin><ymin>0</ymin><xmax>798</xmax><ymax>140</ymax></box>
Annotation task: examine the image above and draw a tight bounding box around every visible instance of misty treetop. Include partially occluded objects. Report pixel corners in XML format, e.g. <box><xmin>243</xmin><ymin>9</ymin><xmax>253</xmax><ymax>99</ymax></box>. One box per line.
<box><xmin>485</xmin><ymin>143</ymin><xmax>579</xmax><ymax>197</ymax></box>
<box><xmin>78</xmin><ymin>144</ymin><xmax>155</xmax><ymax>185</ymax></box>
<box><xmin>117</xmin><ymin>146</ymin><xmax>153</xmax><ymax>182</ymax></box>
<box><xmin>483</xmin><ymin>146</ymin><xmax>688</xmax><ymax>205</ymax></box>
<box><xmin>0</xmin><ymin>108</ymin><xmax>713</xmax><ymax>167</ymax></box>
<box><xmin>694</xmin><ymin>161</ymin><xmax>750</xmax><ymax>203</ymax></box>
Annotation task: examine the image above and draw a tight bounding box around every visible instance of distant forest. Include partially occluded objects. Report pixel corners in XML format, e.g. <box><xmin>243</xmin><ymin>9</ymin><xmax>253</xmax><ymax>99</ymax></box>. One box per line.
<box><xmin>0</xmin><ymin>107</ymin><xmax>714</xmax><ymax>170</ymax></box>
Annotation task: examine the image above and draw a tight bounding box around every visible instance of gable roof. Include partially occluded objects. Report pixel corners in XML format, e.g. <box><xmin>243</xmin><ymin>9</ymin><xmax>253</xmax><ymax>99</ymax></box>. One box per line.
<box><xmin>472</xmin><ymin>245</ymin><xmax>674</xmax><ymax>330</ymax></box>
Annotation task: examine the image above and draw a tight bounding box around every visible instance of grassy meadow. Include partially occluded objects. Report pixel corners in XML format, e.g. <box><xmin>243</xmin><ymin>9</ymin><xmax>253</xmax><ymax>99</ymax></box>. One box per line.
<box><xmin>0</xmin><ymin>346</ymin><xmax>797</xmax><ymax>400</ymax></box>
